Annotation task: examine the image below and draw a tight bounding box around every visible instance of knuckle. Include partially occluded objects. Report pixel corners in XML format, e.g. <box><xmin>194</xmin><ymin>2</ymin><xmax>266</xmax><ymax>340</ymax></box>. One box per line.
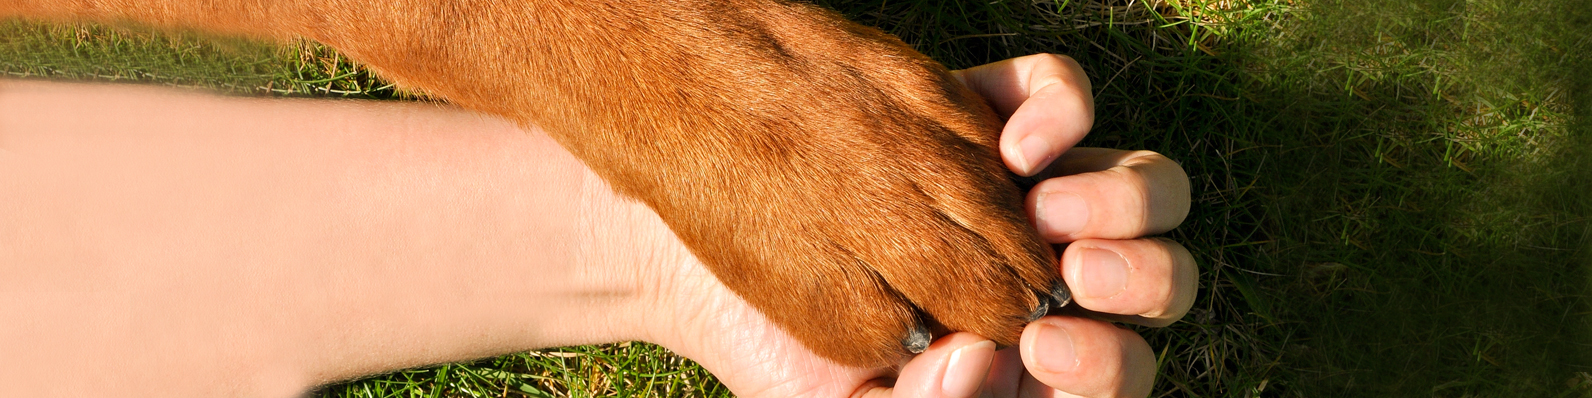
<box><xmin>1081</xmin><ymin>239</ymin><xmax>1179</xmax><ymax>325</ymax></box>
<box><xmin>1124</xmin><ymin>151</ymin><xmax>1190</xmax><ymax>192</ymax></box>
<box><xmin>1119</xmin><ymin>151</ymin><xmax>1183</xmax><ymax>180</ymax></box>
<box><xmin>1108</xmin><ymin>162</ymin><xmax>1157</xmax><ymax>194</ymax></box>
<box><xmin>1030</xmin><ymin>52</ymin><xmax>1083</xmax><ymax>72</ymax></box>
<box><xmin>1101</xmin><ymin>167</ymin><xmax>1156</xmax><ymax>235</ymax></box>
<box><xmin>1140</xmin><ymin>238</ymin><xmax>1197</xmax><ymax>323</ymax></box>
<box><xmin>1119</xmin><ymin>152</ymin><xmax>1192</xmax><ymax>233</ymax></box>
<box><xmin>1022</xmin><ymin>53</ymin><xmax>1090</xmax><ymax>94</ymax></box>
<box><xmin>1040</xmin><ymin>53</ymin><xmax>1090</xmax><ymax>89</ymax></box>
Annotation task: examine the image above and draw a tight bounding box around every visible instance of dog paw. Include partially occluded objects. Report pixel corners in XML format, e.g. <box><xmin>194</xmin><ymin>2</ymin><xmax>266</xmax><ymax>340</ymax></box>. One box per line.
<box><xmin>593</xmin><ymin>3</ymin><xmax>1067</xmax><ymax>367</ymax></box>
<box><xmin>308</xmin><ymin>0</ymin><xmax>1067</xmax><ymax>367</ymax></box>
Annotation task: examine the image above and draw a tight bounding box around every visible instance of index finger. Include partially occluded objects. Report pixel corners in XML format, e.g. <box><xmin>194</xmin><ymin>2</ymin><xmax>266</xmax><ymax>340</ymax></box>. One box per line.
<box><xmin>952</xmin><ymin>54</ymin><xmax>1093</xmax><ymax>118</ymax></box>
<box><xmin>952</xmin><ymin>54</ymin><xmax>1095</xmax><ymax>176</ymax></box>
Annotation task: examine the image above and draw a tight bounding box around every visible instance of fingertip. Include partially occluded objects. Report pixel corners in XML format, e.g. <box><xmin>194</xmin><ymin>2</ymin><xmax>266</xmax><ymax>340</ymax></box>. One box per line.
<box><xmin>1120</xmin><ymin>331</ymin><xmax>1157</xmax><ymax>398</ymax></box>
<box><xmin>891</xmin><ymin>333</ymin><xmax>996</xmax><ymax>398</ymax></box>
<box><xmin>1072</xmin><ymin>247</ymin><xmax>1130</xmax><ymax>301</ymax></box>
<box><xmin>1000</xmin><ymin>83</ymin><xmax>1093</xmax><ymax>176</ymax></box>
<box><xmin>940</xmin><ymin>340</ymin><xmax>996</xmax><ymax>398</ymax></box>
<box><xmin>1026</xmin><ymin>152</ymin><xmax>1194</xmax><ymax>241</ymax></box>
<box><xmin>1060</xmin><ymin>238</ymin><xmax>1197</xmax><ymax>326</ymax></box>
<box><xmin>1025</xmin><ymin>320</ymin><xmax>1080</xmax><ymax>374</ymax></box>
<box><xmin>1031</xmin><ymin>190</ymin><xmax>1090</xmax><ymax>240</ymax></box>
<box><xmin>1019</xmin><ymin>53</ymin><xmax>1094</xmax><ymax>114</ymax></box>
<box><xmin>1020</xmin><ymin>317</ymin><xmax>1155</xmax><ymax>398</ymax></box>
<box><xmin>1013</xmin><ymin>134</ymin><xmax>1058</xmax><ymax>177</ymax></box>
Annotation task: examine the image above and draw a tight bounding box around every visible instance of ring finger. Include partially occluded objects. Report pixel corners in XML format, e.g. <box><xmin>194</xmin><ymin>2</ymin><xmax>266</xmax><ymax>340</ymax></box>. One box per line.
<box><xmin>1059</xmin><ymin>238</ymin><xmax>1197</xmax><ymax>327</ymax></box>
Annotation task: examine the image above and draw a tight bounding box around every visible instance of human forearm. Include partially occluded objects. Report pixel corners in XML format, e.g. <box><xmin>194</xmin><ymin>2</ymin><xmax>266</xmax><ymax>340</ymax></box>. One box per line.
<box><xmin>2</xmin><ymin>1</ymin><xmax>1065</xmax><ymax>366</ymax></box>
<box><xmin>0</xmin><ymin>81</ymin><xmax>650</xmax><ymax>396</ymax></box>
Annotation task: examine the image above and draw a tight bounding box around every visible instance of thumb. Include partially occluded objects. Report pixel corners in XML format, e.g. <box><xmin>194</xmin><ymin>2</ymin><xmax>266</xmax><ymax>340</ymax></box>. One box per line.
<box><xmin>856</xmin><ymin>333</ymin><xmax>997</xmax><ymax>398</ymax></box>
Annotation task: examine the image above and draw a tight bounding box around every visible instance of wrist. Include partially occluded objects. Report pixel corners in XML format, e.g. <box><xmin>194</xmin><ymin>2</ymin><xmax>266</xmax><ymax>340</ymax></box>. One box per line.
<box><xmin>566</xmin><ymin>171</ymin><xmax>703</xmax><ymax>346</ymax></box>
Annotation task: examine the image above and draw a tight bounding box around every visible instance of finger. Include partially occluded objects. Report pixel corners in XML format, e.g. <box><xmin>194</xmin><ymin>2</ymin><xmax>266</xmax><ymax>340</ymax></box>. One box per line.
<box><xmin>1030</xmin><ymin>147</ymin><xmax>1144</xmax><ymax>178</ymax></box>
<box><xmin>1018</xmin><ymin>317</ymin><xmax>1156</xmax><ymax>398</ymax></box>
<box><xmin>952</xmin><ymin>54</ymin><xmax>1093</xmax><ymax>122</ymax></box>
<box><xmin>981</xmin><ymin>346</ymin><xmax>1028</xmax><ymax>398</ymax></box>
<box><xmin>855</xmin><ymin>333</ymin><xmax>996</xmax><ymax>398</ymax></box>
<box><xmin>1060</xmin><ymin>238</ymin><xmax>1197</xmax><ymax>327</ymax></box>
<box><xmin>953</xmin><ymin>53</ymin><xmax>1095</xmax><ymax>176</ymax></box>
<box><xmin>1025</xmin><ymin>150</ymin><xmax>1190</xmax><ymax>241</ymax></box>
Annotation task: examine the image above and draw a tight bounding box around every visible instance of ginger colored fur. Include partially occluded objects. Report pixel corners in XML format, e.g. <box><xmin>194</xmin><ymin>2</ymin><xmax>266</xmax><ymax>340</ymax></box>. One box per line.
<box><xmin>5</xmin><ymin>0</ymin><xmax>1059</xmax><ymax>367</ymax></box>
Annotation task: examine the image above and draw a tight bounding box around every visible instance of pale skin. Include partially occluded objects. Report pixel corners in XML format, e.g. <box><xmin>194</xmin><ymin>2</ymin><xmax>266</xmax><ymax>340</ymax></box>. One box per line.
<box><xmin>0</xmin><ymin>54</ymin><xmax>1195</xmax><ymax>398</ymax></box>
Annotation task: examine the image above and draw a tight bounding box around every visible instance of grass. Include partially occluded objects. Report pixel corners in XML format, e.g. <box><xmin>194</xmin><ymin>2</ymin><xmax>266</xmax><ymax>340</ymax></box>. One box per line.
<box><xmin>4</xmin><ymin>0</ymin><xmax>1591</xmax><ymax>396</ymax></box>
<box><xmin>308</xmin><ymin>343</ymin><xmax>729</xmax><ymax>397</ymax></box>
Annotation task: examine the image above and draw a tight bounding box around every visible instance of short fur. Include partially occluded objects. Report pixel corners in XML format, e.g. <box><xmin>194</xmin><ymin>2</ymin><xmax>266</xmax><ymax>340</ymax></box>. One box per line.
<box><xmin>5</xmin><ymin>0</ymin><xmax>1059</xmax><ymax>367</ymax></box>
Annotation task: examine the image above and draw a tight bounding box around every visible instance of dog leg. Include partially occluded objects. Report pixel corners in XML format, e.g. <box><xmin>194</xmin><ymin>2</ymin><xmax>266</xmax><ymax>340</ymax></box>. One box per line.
<box><xmin>5</xmin><ymin>0</ymin><xmax>1066</xmax><ymax>367</ymax></box>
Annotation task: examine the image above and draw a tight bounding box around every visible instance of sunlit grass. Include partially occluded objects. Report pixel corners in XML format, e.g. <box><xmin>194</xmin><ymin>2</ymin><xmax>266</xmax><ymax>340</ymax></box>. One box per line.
<box><xmin>309</xmin><ymin>343</ymin><xmax>729</xmax><ymax>398</ymax></box>
<box><xmin>0</xmin><ymin>20</ymin><xmax>417</xmax><ymax>98</ymax></box>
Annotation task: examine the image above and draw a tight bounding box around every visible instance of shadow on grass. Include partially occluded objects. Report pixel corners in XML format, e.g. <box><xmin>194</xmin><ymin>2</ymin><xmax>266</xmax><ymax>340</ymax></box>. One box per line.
<box><xmin>845</xmin><ymin>0</ymin><xmax>1592</xmax><ymax>395</ymax></box>
<box><xmin>1212</xmin><ymin>0</ymin><xmax>1592</xmax><ymax>395</ymax></box>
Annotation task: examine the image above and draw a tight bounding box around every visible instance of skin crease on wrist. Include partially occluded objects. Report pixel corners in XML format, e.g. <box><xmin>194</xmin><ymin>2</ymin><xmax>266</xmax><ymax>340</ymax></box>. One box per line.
<box><xmin>0</xmin><ymin>54</ymin><xmax>1193</xmax><ymax>398</ymax></box>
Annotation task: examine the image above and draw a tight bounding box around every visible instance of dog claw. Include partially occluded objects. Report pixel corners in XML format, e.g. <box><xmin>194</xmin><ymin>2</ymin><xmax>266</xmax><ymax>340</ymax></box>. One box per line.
<box><xmin>1049</xmin><ymin>283</ymin><xmax>1074</xmax><ymax>309</ymax></box>
<box><xmin>902</xmin><ymin>322</ymin><xmax>932</xmax><ymax>354</ymax></box>
<box><xmin>1027</xmin><ymin>292</ymin><xmax>1052</xmax><ymax>322</ymax></box>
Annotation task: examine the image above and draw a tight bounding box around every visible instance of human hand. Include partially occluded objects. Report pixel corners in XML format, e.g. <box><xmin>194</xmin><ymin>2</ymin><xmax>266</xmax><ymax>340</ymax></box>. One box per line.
<box><xmin>620</xmin><ymin>53</ymin><xmax>1194</xmax><ymax>397</ymax></box>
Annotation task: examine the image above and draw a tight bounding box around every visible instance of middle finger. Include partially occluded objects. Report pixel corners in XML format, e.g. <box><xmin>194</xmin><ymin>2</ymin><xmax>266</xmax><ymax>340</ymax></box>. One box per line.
<box><xmin>1025</xmin><ymin>148</ymin><xmax>1190</xmax><ymax>242</ymax></box>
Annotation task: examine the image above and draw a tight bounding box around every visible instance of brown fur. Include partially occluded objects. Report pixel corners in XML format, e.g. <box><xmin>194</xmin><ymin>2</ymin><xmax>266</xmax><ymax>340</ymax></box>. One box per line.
<box><xmin>5</xmin><ymin>0</ymin><xmax>1058</xmax><ymax>367</ymax></box>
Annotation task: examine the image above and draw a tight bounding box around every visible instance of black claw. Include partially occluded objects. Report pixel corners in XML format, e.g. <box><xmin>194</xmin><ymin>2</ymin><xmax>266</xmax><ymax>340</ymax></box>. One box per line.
<box><xmin>1049</xmin><ymin>283</ymin><xmax>1074</xmax><ymax>309</ymax></box>
<box><xmin>902</xmin><ymin>323</ymin><xmax>931</xmax><ymax>354</ymax></box>
<box><xmin>1026</xmin><ymin>292</ymin><xmax>1052</xmax><ymax>322</ymax></box>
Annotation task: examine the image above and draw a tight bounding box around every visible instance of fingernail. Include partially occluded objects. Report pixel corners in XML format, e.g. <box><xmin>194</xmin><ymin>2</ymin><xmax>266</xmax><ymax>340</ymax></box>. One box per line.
<box><xmin>1033</xmin><ymin>322</ymin><xmax>1078</xmax><ymax>373</ymax></box>
<box><xmin>941</xmin><ymin>340</ymin><xmax>996</xmax><ymax>398</ymax></box>
<box><xmin>1081</xmin><ymin>248</ymin><xmax>1129</xmax><ymax>299</ymax></box>
<box><xmin>1049</xmin><ymin>282</ymin><xmax>1074</xmax><ymax>308</ymax></box>
<box><xmin>903</xmin><ymin>323</ymin><xmax>932</xmax><ymax>354</ymax></box>
<box><xmin>1036</xmin><ymin>191</ymin><xmax>1088</xmax><ymax>237</ymax></box>
<box><xmin>1017</xmin><ymin>134</ymin><xmax>1054</xmax><ymax>175</ymax></box>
